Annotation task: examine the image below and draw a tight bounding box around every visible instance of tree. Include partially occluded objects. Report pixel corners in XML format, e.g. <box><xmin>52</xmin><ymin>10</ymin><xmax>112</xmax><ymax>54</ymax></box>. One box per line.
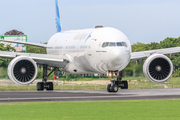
<box><xmin>4</xmin><ymin>29</ymin><xmax>24</xmax><ymax>35</ymax></box>
<box><xmin>25</xmin><ymin>43</ymin><xmax>47</xmax><ymax>54</ymax></box>
<box><xmin>0</xmin><ymin>43</ymin><xmax>15</xmax><ymax>67</ymax></box>
<box><xmin>146</xmin><ymin>42</ymin><xmax>161</xmax><ymax>50</ymax></box>
<box><xmin>131</xmin><ymin>42</ymin><xmax>148</xmax><ymax>52</ymax></box>
<box><xmin>127</xmin><ymin>36</ymin><xmax>180</xmax><ymax>77</ymax></box>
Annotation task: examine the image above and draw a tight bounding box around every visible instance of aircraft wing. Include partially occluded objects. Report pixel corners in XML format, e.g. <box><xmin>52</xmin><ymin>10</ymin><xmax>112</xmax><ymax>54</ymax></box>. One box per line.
<box><xmin>0</xmin><ymin>51</ymin><xmax>69</xmax><ymax>68</ymax></box>
<box><xmin>0</xmin><ymin>39</ymin><xmax>47</xmax><ymax>48</ymax></box>
<box><xmin>131</xmin><ymin>47</ymin><xmax>180</xmax><ymax>61</ymax></box>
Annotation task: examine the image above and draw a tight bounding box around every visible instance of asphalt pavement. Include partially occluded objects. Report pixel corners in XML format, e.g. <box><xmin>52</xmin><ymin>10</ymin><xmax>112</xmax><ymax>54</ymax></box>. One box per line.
<box><xmin>0</xmin><ymin>88</ymin><xmax>180</xmax><ymax>102</ymax></box>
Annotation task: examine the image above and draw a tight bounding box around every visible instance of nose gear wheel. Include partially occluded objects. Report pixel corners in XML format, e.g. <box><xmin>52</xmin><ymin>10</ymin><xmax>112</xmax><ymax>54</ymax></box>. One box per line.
<box><xmin>107</xmin><ymin>70</ymin><xmax>128</xmax><ymax>93</ymax></box>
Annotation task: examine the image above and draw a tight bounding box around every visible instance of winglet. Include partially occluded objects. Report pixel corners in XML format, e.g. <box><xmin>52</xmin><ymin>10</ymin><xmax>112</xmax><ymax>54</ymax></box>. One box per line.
<box><xmin>56</xmin><ymin>0</ymin><xmax>62</xmax><ymax>32</ymax></box>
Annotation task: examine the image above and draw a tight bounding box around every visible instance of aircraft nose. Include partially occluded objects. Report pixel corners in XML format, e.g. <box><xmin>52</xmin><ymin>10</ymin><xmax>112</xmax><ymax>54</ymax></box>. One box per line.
<box><xmin>109</xmin><ymin>47</ymin><xmax>130</xmax><ymax>66</ymax></box>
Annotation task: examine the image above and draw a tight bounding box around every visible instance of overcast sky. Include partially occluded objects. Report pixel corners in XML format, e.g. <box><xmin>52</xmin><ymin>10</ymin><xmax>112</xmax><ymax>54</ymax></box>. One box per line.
<box><xmin>0</xmin><ymin>0</ymin><xmax>180</xmax><ymax>44</ymax></box>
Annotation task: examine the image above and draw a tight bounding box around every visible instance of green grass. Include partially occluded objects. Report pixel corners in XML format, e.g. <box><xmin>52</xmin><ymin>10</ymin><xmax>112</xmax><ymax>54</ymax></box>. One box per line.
<box><xmin>123</xmin><ymin>77</ymin><xmax>146</xmax><ymax>81</ymax></box>
<box><xmin>0</xmin><ymin>77</ymin><xmax>180</xmax><ymax>91</ymax></box>
<box><xmin>58</xmin><ymin>77</ymin><xmax>147</xmax><ymax>81</ymax></box>
<box><xmin>75</xmin><ymin>78</ymin><xmax>100</xmax><ymax>81</ymax></box>
<box><xmin>58</xmin><ymin>77</ymin><xmax>109</xmax><ymax>81</ymax></box>
<box><xmin>0</xmin><ymin>99</ymin><xmax>180</xmax><ymax>120</ymax></box>
<box><xmin>0</xmin><ymin>85</ymin><xmax>107</xmax><ymax>91</ymax></box>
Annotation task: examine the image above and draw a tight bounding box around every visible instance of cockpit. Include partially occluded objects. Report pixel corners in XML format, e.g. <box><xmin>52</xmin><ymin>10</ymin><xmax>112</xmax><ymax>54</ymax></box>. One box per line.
<box><xmin>102</xmin><ymin>42</ymin><xmax>127</xmax><ymax>48</ymax></box>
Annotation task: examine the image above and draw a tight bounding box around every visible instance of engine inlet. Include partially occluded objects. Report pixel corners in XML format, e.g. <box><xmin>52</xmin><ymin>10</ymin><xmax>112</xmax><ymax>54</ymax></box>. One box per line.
<box><xmin>149</xmin><ymin>58</ymin><xmax>170</xmax><ymax>80</ymax></box>
<box><xmin>13</xmin><ymin>60</ymin><xmax>36</xmax><ymax>82</ymax></box>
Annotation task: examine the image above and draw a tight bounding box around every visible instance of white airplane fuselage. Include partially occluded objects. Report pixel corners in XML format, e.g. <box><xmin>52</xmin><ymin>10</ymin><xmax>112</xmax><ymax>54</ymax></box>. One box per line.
<box><xmin>47</xmin><ymin>27</ymin><xmax>131</xmax><ymax>74</ymax></box>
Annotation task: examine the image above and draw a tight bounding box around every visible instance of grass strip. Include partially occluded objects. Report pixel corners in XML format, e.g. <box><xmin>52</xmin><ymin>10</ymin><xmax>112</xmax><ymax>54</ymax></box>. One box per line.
<box><xmin>0</xmin><ymin>99</ymin><xmax>180</xmax><ymax>120</ymax></box>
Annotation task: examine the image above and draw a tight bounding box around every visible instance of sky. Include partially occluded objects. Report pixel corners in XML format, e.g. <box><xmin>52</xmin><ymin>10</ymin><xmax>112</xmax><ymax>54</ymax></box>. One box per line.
<box><xmin>0</xmin><ymin>0</ymin><xmax>180</xmax><ymax>44</ymax></box>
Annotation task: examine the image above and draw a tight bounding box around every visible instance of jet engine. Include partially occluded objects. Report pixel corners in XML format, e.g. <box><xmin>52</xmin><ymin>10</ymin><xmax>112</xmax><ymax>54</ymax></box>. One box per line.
<box><xmin>8</xmin><ymin>56</ymin><xmax>38</xmax><ymax>85</ymax></box>
<box><xmin>143</xmin><ymin>54</ymin><xmax>173</xmax><ymax>83</ymax></box>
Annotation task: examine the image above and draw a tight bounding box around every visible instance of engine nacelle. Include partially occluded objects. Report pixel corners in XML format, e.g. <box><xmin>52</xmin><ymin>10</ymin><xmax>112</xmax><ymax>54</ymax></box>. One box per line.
<box><xmin>143</xmin><ymin>54</ymin><xmax>173</xmax><ymax>83</ymax></box>
<box><xmin>8</xmin><ymin>56</ymin><xmax>38</xmax><ymax>85</ymax></box>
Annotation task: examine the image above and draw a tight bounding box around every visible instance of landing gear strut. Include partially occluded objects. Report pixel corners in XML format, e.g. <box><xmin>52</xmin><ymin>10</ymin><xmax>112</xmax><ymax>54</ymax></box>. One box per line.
<box><xmin>37</xmin><ymin>65</ymin><xmax>57</xmax><ymax>91</ymax></box>
<box><xmin>107</xmin><ymin>71</ymin><xmax>128</xmax><ymax>92</ymax></box>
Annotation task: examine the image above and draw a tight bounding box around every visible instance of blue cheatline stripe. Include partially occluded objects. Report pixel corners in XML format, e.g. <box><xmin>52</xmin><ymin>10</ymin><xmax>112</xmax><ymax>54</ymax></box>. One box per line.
<box><xmin>56</xmin><ymin>0</ymin><xmax>61</xmax><ymax>32</ymax></box>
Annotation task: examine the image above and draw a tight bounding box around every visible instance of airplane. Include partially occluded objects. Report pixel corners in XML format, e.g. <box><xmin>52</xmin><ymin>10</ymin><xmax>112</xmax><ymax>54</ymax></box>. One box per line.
<box><xmin>0</xmin><ymin>0</ymin><xmax>180</xmax><ymax>92</ymax></box>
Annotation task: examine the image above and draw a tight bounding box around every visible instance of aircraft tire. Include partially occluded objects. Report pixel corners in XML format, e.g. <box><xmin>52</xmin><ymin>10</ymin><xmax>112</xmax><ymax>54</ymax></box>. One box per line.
<box><xmin>107</xmin><ymin>84</ymin><xmax>112</xmax><ymax>92</ymax></box>
<box><xmin>46</xmin><ymin>82</ymin><xmax>54</xmax><ymax>91</ymax></box>
<box><xmin>121</xmin><ymin>81</ymin><xmax>128</xmax><ymax>89</ymax></box>
<box><xmin>111</xmin><ymin>84</ymin><xmax>119</xmax><ymax>92</ymax></box>
<box><xmin>37</xmin><ymin>82</ymin><xmax>44</xmax><ymax>91</ymax></box>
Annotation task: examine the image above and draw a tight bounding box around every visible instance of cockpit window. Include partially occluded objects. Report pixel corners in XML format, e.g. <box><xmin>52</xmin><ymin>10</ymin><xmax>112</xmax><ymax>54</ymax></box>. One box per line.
<box><xmin>117</xmin><ymin>42</ymin><xmax>122</xmax><ymax>46</ymax></box>
<box><xmin>109</xmin><ymin>42</ymin><xmax>116</xmax><ymax>46</ymax></box>
<box><xmin>102</xmin><ymin>42</ymin><xmax>128</xmax><ymax>48</ymax></box>
<box><xmin>102</xmin><ymin>43</ymin><xmax>106</xmax><ymax>47</ymax></box>
<box><xmin>105</xmin><ymin>42</ymin><xmax>109</xmax><ymax>47</ymax></box>
<box><xmin>102</xmin><ymin>42</ymin><xmax>109</xmax><ymax>47</ymax></box>
<box><xmin>122</xmin><ymin>42</ymin><xmax>127</xmax><ymax>47</ymax></box>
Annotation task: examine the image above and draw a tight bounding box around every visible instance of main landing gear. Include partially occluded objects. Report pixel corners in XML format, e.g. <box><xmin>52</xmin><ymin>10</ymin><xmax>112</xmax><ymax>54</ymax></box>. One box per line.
<box><xmin>107</xmin><ymin>71</ymin><xmax>128</xmax><ymax>92</ymax></box>
<box><xmin>37</xmin><ymin>65</ymin><xmax>57</xmax><ymax>91</ymax></box>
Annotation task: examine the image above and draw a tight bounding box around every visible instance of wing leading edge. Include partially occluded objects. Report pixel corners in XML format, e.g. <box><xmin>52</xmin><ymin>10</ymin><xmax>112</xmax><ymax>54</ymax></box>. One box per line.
<box><xmin>131</xmin><ymin>47</ymin><xmax>180</xmax><ymax>61</ymax></box>
<box><xmin>0</xmin><ymin>39</ymin><xmax>47</xmax><ymax>48</ymax></box>
<box><xmin>0</xmin><ymin>51</ymin><xmax>69</xmax><ymax>68</ymax></box>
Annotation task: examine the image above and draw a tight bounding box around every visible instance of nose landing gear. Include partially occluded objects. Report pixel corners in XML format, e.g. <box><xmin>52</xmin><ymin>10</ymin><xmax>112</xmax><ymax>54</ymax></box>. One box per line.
<box><xmin>107</xmin><ymin>71</ymin><xmax>128</xmax><ymax>92</ymax></box>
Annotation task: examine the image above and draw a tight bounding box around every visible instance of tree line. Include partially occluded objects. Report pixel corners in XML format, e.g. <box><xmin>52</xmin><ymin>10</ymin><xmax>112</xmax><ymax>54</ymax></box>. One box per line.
<box><xmin>1</xmin><ymin>29</ymin><xmax>180</xmax><ymax>77</ymax></box>
<box><xmin>124</xmin><ymin>37</ymin><xmax>180</xmax><ymax>77</ymax></box>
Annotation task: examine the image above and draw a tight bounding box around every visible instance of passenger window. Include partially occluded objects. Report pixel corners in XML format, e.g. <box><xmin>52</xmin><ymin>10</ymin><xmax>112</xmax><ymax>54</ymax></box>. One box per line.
<box><xmin>117</xmin><ymin>42</ymin><xmax>122</xmax><ymax>46</ymax></box>
<box><xmin>109</xmin><ymin>42</ymin><xmax>116</xmax><ymax>46</ymax></box>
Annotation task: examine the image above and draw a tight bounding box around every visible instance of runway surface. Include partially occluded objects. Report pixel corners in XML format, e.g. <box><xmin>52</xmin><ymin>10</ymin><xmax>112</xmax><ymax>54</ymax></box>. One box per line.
<box><xmin>1</xmin><ymin>88</ymin><xmax>180</xmax><ymax>102</ymax></box>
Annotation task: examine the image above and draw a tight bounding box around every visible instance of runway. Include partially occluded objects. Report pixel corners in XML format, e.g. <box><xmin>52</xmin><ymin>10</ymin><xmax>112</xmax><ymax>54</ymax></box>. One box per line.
<box><xmin>1</xmin><ymin>88</ymin><xmax>180</xmax><ymax>102</ymax></box>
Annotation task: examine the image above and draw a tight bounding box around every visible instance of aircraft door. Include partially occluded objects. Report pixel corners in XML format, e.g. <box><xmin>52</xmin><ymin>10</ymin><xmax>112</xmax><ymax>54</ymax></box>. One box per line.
<box><xmin>87</xmin><ymin>41</ymin><xmax>92</xmax><ymax>57</ymax></box>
